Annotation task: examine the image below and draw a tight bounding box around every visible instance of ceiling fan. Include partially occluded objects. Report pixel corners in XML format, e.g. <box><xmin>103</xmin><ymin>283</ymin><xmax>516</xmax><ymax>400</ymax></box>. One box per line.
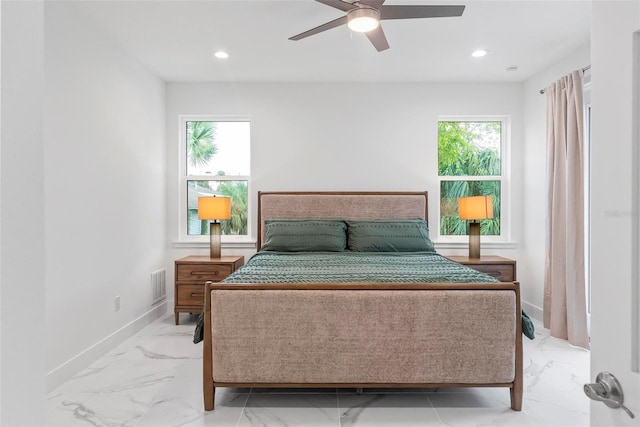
<box><xmin>289</xmin><ymin>0</ymin><xmax>465</xmax><ymax>52</ymax></box>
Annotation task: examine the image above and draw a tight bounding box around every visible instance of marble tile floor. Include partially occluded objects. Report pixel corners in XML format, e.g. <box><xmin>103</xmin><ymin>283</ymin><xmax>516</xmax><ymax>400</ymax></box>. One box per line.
<box><xmin>46</xmin><ymin>313</ymin><xmax>590</xmax><ymax>427</ymax></box>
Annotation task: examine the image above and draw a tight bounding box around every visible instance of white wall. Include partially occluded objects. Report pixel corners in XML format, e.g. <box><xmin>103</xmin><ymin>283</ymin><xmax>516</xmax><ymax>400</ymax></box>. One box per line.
<box><xmin>521</xmin><ymin>43</ymin><xmax>591</xmax><ymax>320</ymax></box>
<box><xmin>166</xmin><ymin>82</ymin><xmax>526</xmax><ymax>300</ymax></box>
<box><xmin>1</xmin><ymin>1</ymin><xmax>46</xmax><ymax>425</ymax></box>
<box><xmin>44</xmin><ymin>3</ymin><xmax>167</xmax><ymax>390</ymax></box>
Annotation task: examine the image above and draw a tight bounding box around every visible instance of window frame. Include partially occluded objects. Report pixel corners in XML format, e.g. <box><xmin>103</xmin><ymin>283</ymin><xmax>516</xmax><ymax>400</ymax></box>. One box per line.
<box><xmin>435</xmin><ymin>115</ymin><xmax>512</xmax><ymax>245</ymax></box>
<box><xmin>177</xmin><ymin>115</ymin><xmax>252</xmax><ymax>244</ymax></box>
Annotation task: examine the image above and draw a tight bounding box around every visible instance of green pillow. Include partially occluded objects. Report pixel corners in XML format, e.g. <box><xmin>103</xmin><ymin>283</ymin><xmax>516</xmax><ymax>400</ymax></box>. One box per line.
<box><xmin>261</xmin><ymin>219</ymin><xmax>347</xmax><ymax>252</ymax></box>
<box><xmin>347</xmin><ymin>219</ymin><xmax>436</xmax><ymax>252</ymax></box>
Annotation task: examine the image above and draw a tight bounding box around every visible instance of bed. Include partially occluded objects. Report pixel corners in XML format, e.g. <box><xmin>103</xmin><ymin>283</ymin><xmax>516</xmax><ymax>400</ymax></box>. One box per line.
<box><xmin>202</xmin><ymin>191</ymin><xmax>523</xmax><ymax>411</ymax></box>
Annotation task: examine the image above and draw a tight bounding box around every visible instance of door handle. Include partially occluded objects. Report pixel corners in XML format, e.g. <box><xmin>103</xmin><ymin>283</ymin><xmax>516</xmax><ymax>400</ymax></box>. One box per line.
<box><xmin>584</xmin><ymin>372</ymin><xmax>635</xmax><ymax>419</ymax></box>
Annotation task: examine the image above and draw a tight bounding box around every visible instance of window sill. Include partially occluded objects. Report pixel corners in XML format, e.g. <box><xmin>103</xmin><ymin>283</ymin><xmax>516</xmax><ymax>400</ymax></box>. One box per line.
<box><xmin>172</xmin><ymin>240</ymin><xmax>257</xmax><ymax>250</ymax></box>
<box><xmin>172</xmin><ymin>240</ymin><xmax>516</xmax><ymax>250</ymax></box>
<box><xmin>433</xmin><ymin>241</ymin><xmax>517</xmax><ymax>250</ymax></box>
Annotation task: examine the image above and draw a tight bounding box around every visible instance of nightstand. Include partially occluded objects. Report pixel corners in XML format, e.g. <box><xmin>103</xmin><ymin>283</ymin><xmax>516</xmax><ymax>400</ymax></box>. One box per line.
<box><xmin>174</xmin><ymin>255</ymin><xmax>244</xmax><ymax>324</ymax></box>
<box><xmin>446</xmin><ymin>255</ymin><xmax>516</xmax><ymax>282</ymax></box>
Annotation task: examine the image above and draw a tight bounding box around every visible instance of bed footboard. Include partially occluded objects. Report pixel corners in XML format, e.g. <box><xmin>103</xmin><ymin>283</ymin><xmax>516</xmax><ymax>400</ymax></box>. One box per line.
<box><xmin>203</xmin><ymin>282</ymin><xmax>523</xmax><ymax>411</ymax></box>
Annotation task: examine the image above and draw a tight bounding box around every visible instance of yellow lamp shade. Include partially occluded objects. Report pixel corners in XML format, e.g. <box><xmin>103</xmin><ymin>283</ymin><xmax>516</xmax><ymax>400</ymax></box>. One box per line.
<box><xmin>198</xmin><ymin>196</ymin><xmax>231</xmax><ymax>220</ymax></box>
<box><xmin>458</xmin><ymin>196</ymin><xmax>494</xmax><ymax>220</ymax></box>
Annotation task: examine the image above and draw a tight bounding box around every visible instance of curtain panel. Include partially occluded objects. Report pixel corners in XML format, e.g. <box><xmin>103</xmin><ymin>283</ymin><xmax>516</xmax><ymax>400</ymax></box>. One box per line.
<box><xmin>544</xmin><ymin>69</ymin><xmax>590</xmax><ymax>349</ymax></box>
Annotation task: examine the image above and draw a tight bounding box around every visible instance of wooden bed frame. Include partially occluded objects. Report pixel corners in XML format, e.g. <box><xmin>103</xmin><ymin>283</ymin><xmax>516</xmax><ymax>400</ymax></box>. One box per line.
<box><xmin>203</xmin><ymin>191</ymin><xmax>523</xmax><ymax>411</ymax></box>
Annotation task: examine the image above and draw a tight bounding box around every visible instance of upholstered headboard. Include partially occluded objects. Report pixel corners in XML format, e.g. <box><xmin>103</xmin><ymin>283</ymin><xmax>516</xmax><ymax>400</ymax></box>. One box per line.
<box><xmin>257</xmin><ymin>191</ymin><xmax>429</xmax><ymax>248</ymax></box>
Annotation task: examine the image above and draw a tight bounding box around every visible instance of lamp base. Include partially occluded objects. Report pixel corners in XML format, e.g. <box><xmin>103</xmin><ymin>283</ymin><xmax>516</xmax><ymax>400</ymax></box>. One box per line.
<box><xmin>209</xmin><ymin>221</ymin><xmax>222</xmax><ymax>259</ymax></box>
<box><xmin>468</xmin><ymin>221</ymin><xmax>481</xmax><ymax>259</ymax></box>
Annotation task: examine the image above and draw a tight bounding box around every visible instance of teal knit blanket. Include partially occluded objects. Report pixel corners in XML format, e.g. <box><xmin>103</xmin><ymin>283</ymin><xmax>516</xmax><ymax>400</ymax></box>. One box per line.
<box><xmin>194</xmin><ymin>251</ymin><xmax>535</xmax><ymax>342</ymax></box>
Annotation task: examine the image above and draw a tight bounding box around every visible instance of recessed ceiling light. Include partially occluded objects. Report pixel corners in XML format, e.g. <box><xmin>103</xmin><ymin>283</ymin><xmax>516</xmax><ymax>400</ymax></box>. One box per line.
<box><xmin>214</xmin><ymin>50</ymin><xmax>229</xmax><ymax>59</ymax></box>
<box><xmin>471</xmin><ymin>49</ymin><xmax>488</xmax><ymax>58</ymax></box>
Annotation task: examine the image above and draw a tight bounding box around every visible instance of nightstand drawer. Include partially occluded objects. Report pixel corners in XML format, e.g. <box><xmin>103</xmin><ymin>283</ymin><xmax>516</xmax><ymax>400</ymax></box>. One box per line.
<box><xmin>174</xmin><ymin>255</ymin><xmax>244</xmax><ymax>325</ymax></box>
<box><xmin>446</xmin><ymin>255</ymin><xmax>516</xmax><ymax>282</ymax></box>
<box><xmin>469</xmin><ymin>264</ymin><xmax>515</xmax><ymax>282</ymax></box>
<box><xmin>177</xmin><ymin>263</ymin><xmax>232</xmax><ymax>283</ymax></box>
<box><xmin>176</xmin><ymin>284</ymin><xmax>206</xmax><ymax>307</ymax></box>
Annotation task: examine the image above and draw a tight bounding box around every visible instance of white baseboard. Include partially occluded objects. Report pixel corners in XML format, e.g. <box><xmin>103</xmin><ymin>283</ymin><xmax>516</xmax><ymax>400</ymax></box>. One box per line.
<box><xmin>46</xmin><ymin>301</ymin><xmax>168</xmax><ymax>393</ymax></box>
<box><xmin>522</xmin><ymin>300</ymin><xmax>543</xmax><ymax>323</ymax></box>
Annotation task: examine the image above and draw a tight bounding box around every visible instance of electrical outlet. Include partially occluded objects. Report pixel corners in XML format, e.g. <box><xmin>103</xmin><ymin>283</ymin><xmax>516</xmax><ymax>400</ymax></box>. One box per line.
<box><xmin>114</xmin><ymin>295</ymin><xmax>121</xmax><ymax>312</ymax></box>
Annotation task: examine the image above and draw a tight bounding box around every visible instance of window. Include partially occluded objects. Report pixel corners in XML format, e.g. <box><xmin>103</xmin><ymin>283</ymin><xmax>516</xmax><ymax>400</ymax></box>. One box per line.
<box><xmin>437</xmin><ymin>117</ymin><xmax>509</xmax><ymax>242</ymax></box>
<box><xmin>179</xmin><ymin>116</ymin><xmax>250</xmax><ymax>242</ymax></box>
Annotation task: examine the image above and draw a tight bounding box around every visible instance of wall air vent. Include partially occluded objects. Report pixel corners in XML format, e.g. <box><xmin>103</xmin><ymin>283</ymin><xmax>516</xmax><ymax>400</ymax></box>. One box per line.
<box><xmin>151</xmin><ymin>269</ymin><xmax>166</xmax><ymax>305</ymax></box>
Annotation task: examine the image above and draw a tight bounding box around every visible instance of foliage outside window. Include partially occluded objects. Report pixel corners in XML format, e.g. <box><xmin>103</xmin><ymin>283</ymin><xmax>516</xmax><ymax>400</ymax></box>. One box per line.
<box><xmin>182</xmin><ymin>118</ymin><xmax>250</xmax><ymax>239</ymax></box>
<box><xmin>438</xmin><ymin>119</ymin><xmax>506</xmax><ymax>238</ymax></box>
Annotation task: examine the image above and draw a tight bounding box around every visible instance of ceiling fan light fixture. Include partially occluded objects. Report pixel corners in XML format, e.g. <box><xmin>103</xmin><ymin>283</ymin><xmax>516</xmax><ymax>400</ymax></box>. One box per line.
<box><xmin>347</xmin><ymin>7</ymin><xmax>380</xmax><ymax>33</ymax></box>
<box><xmin>471</xmin><ymin>49</ymin><xmax>488</xmax><ymax>58</ymax></box>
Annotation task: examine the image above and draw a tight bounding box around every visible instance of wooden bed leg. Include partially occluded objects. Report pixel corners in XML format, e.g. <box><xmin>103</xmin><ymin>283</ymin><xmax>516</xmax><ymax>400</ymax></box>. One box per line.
<box><xmin>510</xmin><ymin>384</ymin><xmax>522</xmax><ymax>411</ymax></box>
<box><xmin>204</xmin><ymin>384</ymin><xmax>215</xmax><ymax>411</ymax></box>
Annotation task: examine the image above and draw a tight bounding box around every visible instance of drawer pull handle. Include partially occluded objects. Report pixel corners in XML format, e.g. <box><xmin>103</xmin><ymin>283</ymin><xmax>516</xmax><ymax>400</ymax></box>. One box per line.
<box><xmin>190</xmin><ymin>293</ymin><xmax>204</xmax><ymax>298</ymax></box>
<box><xmin>191</xmin><ymin>271</ymin><xmax>219</xmax><ymax>276</ymax></box>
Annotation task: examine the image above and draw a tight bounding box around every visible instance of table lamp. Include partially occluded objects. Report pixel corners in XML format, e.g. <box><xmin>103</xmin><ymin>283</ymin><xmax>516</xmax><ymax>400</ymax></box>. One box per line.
<box><xmin>458</xmin><ymin>195</ymin><xmax>493</xmax><ymax>259</ymax></box>
<box><xmin>198</xmin><ymin>196</ymin><xmax>231</xmax><ymax>259</ymax></box>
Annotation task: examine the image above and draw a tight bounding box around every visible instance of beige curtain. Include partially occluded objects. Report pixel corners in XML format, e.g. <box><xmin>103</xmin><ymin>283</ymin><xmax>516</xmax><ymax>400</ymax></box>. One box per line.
<box><xmin>544</xmin><ymin>70</ymin><xmax>590</xmax><ymax>349</ymax></box>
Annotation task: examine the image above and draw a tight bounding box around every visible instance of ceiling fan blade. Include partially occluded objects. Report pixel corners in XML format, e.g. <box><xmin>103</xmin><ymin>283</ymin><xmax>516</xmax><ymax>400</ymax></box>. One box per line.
<box><xmin>359</xmin><ymin>0</ymin><xmax>385</xmax><ymax>8</ymax></box>
<box><xmin>315</xmin><ymin>0</ymin><xmax>358</xmax><ymax>12</ymax></box>
<box><xmin>365</xmin><ymin>25</ymin><xmax>390</xmax><ymax>52</ymax></box>
<box><xmin>380</xmin><ymin>5</ymin><xmax>465</xmax><ymax>20</ymax></box>
<box><xmin>289</xmin><ymin>15</ymin><xmax>348</xmax><ymax>41</ymax></box>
